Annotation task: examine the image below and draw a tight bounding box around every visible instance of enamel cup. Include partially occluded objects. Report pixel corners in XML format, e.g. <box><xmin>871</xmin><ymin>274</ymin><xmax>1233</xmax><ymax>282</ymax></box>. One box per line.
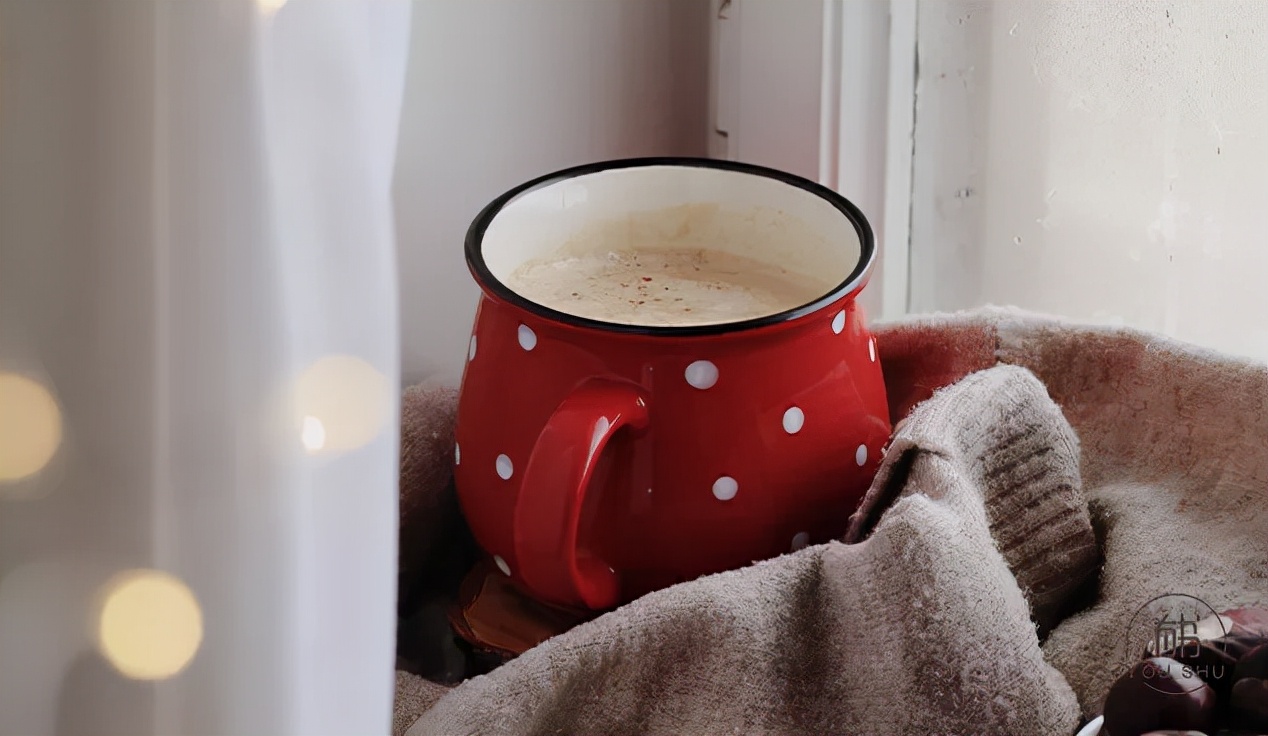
<box><xmin>453</xmin><ymin>158</ymin><xmax>890</xmax><ymax>611</ymax></box>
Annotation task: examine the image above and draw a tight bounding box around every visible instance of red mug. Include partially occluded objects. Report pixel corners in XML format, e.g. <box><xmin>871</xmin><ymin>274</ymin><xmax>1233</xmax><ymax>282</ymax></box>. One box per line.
<box><xmin>453</xmin><ymin>158</ymin><xmax>890</xmax><ymax>611</ymax></box>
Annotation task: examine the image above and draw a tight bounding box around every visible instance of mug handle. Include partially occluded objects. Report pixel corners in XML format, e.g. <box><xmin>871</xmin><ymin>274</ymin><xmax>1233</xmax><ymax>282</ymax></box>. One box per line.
<box><xmin>512</xmin><ymin>377</ymin><xmax>650</xmax><ymax>610</ymax></box>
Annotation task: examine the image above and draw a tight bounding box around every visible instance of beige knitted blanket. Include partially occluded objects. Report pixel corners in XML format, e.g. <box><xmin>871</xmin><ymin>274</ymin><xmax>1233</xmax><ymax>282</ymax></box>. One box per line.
<box><xmin>393</xmin><ymin>307</ymin><xmax>1268</xmax><ymax>736</ymax></box>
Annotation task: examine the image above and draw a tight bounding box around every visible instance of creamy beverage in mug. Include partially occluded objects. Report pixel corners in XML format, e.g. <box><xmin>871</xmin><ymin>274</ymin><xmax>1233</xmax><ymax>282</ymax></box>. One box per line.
<box><xmin>501</xmin><ymin>203</ymin><xmax>839</xmax><ymax>328</ymax></box>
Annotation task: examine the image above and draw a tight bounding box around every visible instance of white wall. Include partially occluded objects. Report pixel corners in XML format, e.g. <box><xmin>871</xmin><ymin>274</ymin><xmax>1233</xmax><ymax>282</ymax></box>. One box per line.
<box><xmin>910</xmin><ymin>0</ymin><xmax>1268</xmax><ymax>362</ymax></box>
<box><xmin>393</xmin><ymin>0</ymin><xmax>711</xmax><ymax>387</ymax></box>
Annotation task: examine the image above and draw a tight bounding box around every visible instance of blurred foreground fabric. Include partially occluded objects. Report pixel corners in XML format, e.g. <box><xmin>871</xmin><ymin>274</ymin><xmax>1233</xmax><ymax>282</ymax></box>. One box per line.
<box><xmin>0</xmin><ymin>3</ymin><xmax>411</xmax><ymax>733</ymax></box>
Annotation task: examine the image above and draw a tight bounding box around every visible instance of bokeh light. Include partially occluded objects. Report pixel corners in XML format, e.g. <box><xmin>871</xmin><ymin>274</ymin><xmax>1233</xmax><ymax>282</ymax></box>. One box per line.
<box><xmin>96</xmin><ymin>570</ymin><xmax>203</xmax><ymax>681</ymax></box>
<box><xmin>301</xmin><ymin>415</ymin><xmax>327</xmax><ymax>453</ymax></box>
<box><xmin>256</xmin><ymin>0</ymin><xmax>288</xmax><ymax>18</ymax></box>
<box><xmin>294</xmin><ymin>355</ymin><xmax>390</xmax><ymax>455</ymax></box>
<box><xmin>0</xmin><ymin>372</ymin><xmax>63</xmax><ymax>483</ymax></box>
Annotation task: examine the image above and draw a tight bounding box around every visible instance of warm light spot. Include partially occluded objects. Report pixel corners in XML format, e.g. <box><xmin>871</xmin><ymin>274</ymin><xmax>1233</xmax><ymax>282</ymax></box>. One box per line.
<box><xmin>294</xmin><ymin>355</ymin><xmax>390</xmax><ymax>454</ymax></box>
<box><xmin>97</xmin><ymin>570</ymin><xmax>203</xmax><ymax>680</ymax></box>
<box><xmin>301</xmin><ymin>416</ymin><xmax>326</xmax><ymax>453</ymax></box>
<box><xmin>256</xmin><ymin>0</ymin><xmax>288</xmax><ymax>18</ymax></box>
<box><xmin>0</xmin><ymin>372</ymin><xmax>63</xmax><ymax>483</ymax></box>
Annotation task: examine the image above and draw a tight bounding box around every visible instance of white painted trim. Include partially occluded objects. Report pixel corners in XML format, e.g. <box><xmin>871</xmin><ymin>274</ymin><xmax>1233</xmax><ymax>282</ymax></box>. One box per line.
<box><xmin>709</xmin><ymin>0</ymin><xmax>739</xmax><ymax>159</ymax></box>
<box><xmin>880</xmin><ymin>0</ymin><xmax>917</xmax><ymax>318</ymax></box>
<box><xmin>817</xmin><ymin>0</ymin><xmax>841</xmax><ymax>188</ymax></box>
<box><xmin>831</xmin><ymin>0</ymin><xmax>893</xmax><ymax>319</ymax></box>
<box><xmin>709</xmin><ymin>0</ymin><xmax>917</xmax><ymax>319</ymax></box>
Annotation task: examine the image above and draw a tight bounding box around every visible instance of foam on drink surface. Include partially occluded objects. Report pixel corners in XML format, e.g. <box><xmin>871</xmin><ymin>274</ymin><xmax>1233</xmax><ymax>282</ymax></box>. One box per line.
<box><xmin>505</xmin><ymin>247</ymin><xmax>835</xmax><ymax>327</ymax></box>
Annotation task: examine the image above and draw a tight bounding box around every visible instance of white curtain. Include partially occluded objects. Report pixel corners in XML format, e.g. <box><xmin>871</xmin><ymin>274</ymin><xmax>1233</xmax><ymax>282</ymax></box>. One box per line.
<box><xmin>0</xmin><ymin>1</ymin><xmax>410</xmax><ymax>734</ymax></box>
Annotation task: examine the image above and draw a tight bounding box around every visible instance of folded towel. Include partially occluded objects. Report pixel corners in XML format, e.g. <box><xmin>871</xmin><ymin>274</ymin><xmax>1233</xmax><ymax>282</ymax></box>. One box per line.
<box><xmin>394</xmin><ymin>306</ymin><xmax>1268</xmax><ymax>735</ymax></box>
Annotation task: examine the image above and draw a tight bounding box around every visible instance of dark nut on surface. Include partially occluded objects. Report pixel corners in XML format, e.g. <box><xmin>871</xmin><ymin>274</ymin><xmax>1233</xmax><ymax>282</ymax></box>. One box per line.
<box><xmin>1156</xmin><ymin>609</ymin><xmax>1268</xmax><ymax>700</ymax></box>
<box><xmin>1233</xmin><ymin>643</ymin><xmax>1268</xmax><ymax>682</ymax></box>
<box><xmin>1104</xmin><ymin>657</ymin><xmax>1218</xmax><ymax>736</ymax></box>
<box><xmin>1162</xmin><ymin>632</ymin><xmax>1262</xmax><ymax>699</ymax></box>
<box><xmin>1228</xmin><ymin>644</ymin><xmax>1268</xmax><ymax>732</ymax></box>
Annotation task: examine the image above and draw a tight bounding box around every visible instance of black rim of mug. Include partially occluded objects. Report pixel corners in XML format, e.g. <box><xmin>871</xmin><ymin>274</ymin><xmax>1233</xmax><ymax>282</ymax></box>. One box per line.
<box><xmin>464</xmin><ymin>156</ymin><xmax>877</xmax><ymax>337</ymax></box>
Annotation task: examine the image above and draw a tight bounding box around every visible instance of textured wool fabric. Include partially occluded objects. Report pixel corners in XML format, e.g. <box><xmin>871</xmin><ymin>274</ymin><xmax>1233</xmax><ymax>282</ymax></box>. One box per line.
<box><xmin>404</xmin><ymin>364</ymin><xmax>1089</xmax><ymax>735</ymax></box>
<box><xmin>989</xmin><ymin>312</ymin><xmax>1268</xmax><ymax>718</ymax></box>
<box><xmin>843</xmin><ymin>366</ymin><xmax>1098</xmax><ymax>638</ymax></box>
<box><xmin>861</xmin><ymin>307</ymin><xmax>1268</xmax><ymax>719</ymax></box>
<box><xmin>397</xmin><ymin>385</ymin><xmax>461</xmax><ymax>611</ymax></box>
<box><xmin>395</xmin><ymin>385</ymin><xmax>482</xmax><ymax>684</ymax></box>
<box><xmin>393</xmin><ymin>672</ymin><xmax>451</xmax><ymax>736</ymax></box>
<box><xmin>393</xmin><ymin>307</ymin><xmax>1268</xmax><ymax>734</ymax></box>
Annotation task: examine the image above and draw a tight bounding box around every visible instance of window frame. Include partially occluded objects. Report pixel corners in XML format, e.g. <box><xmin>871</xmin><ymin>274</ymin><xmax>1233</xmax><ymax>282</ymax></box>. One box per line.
<box><xmin>711</xmin><ymin>0</ymin><xmax>917</xmax><ymax>321</ymax></box>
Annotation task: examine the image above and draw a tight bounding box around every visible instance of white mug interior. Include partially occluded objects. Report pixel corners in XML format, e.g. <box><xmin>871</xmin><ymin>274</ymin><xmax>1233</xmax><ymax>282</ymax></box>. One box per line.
<box><xmin>479</xmin><ymin>163</ymin><xmax>866</xmax><ymax>328</ymax></box>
